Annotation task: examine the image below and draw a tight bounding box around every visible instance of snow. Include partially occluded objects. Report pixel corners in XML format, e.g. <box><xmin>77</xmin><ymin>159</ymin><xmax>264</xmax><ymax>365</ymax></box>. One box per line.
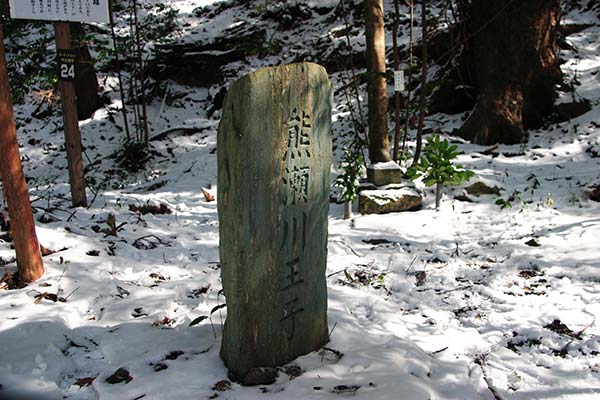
<box><xmin>1</xmin><ymin>1</ymin><xmax>600</xmax><ymax>399</ymax></box>
<box><xmin>368</xmin><ymin>161</ymin><xmax>402</xmax><ymax>170</ymax></box>
<box><xmin>360</xmin><ymin>188</ymin><xmax>419</xmax><ymax>205</ymax></box>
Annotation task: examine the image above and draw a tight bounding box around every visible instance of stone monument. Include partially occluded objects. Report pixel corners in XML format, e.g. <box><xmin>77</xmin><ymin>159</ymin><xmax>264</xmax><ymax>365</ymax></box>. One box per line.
<box><xmin>217</xmin><ymin>62</ymin><xmax>332</xmax><ymax>385</ymax></box>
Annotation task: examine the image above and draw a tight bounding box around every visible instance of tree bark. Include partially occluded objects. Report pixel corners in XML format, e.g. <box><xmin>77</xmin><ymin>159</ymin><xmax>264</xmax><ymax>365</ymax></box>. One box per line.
<box><xmin>457</xmin><ymin>0</ymin><xmax>562</xmax><ymax>145</ymax></box>
<box><xmin>401</xmin><ymin>0</ymin><xmax>414</xmax><ymax>159</ymax></box>
<box><xmin>70</xmin><ymin>22</ymin><xmax>101</xmax><ymax>120</ymax></box>
<box><xmin>392</xmin><ymin>0</ymin><xmax>401</xmax><ymax>162</ymax></box>
<box><xmin>365</xmin><ymin>0</ymin><xmax>390</xmax><ymax>163</ymax></box>
<box><xmin>412</xmin><ymin>0</ymin><xmax>428</xmax><ymax>167</ymax></box>
<box><xmin>0</xmin><ymin>24</ymin><xmax>44</xmax><ymax>284</ymax></box>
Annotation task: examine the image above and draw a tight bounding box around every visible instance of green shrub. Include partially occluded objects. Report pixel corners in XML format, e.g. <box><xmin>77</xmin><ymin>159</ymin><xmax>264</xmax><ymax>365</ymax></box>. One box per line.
<box><xmin>407</xmin><ymin>134</ymin><xmax>474</xmax><ymax>209</ymax></box>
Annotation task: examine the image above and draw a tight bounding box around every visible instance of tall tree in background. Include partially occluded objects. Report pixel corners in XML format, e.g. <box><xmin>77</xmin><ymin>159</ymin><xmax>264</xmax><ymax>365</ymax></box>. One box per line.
<box><xmin>365</xmin><ymin>0</ymin><xmax>390</xmax><ymax>163</ymax></box>
<box><xmin>71</xmin><ymin>22</ymin><xmax>101</xmax><ymax>120</ymax></box>
<box><xmin>391</xmin><ymin>0</ymin><xmax>401</xmax><ymax>162</ymax></box>
<box><xmin>411</xmin><ymin>0</ymin><xmax>428</xmax><ymax>167</ymax></box>
<box><xmin>457</xmin><ymin>0</ymin><xmax>562</xmax><ymax>145</ymax></box>
<box><xmin>0</xmin><ymin>23</ymin><xmax>44</xmax><ymax>284</ymax></box>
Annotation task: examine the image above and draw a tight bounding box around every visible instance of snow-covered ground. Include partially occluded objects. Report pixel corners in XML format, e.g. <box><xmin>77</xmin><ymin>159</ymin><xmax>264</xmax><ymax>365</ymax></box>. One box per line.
<box><xmin>1</xmin><ymin>1</ymin><xmax>600</xmax><ymax>399</ymax></box>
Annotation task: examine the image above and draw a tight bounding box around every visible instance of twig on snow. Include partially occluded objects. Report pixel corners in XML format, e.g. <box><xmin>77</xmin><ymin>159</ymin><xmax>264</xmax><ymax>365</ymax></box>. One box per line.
<box><xmin>331</xmin><ymin>239</ymin><xmax>363</xmax><ymax>257</ymax></box>
<box><xmin>474</xmin><ymin>354</ymin><xmax>504</xmax><ymax>400</ymax></box>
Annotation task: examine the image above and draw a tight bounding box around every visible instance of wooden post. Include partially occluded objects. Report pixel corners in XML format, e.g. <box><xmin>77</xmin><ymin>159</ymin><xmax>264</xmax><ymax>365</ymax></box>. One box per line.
<box><xmin>54</xmin><ymin>22</ymin><xmax>87</xmax><ymax>208</ymax></box>
<box><xmin>0</xmin><ymin>24</ymin><xmax>44</xmax><ymax>284</ymax></box>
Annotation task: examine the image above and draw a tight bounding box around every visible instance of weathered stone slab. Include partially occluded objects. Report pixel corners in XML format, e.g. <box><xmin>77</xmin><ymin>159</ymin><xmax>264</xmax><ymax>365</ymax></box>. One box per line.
<box><xmin>217</xmin><ymin>62</ymin><xmax>332</xmax><ymax>385</ymax></box>
<box><xmin>358</xmin><ymin>186</ymin><xmax>422</xmax><ymax>214</ymax></box>
<box><xmin>366</xmin><ymin>161</ymin><xmax>403</xmax><ymax>186</ymax></box>
<box><xmin>465</xmin><ymin>181</ymin><xmax>501</xmax><ymax>196</ymax></box>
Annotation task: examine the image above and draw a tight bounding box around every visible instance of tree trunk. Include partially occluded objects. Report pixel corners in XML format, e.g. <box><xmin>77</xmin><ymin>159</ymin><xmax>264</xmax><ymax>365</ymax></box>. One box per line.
<box><xmin>412</xmin><ymin>0</ymin><xmax>428</xmax><ymax>167</ymax></box>
<box><xmin>343</xmin><ymin>200</ymin><xmax>352</xmax><ymax>220</ymax></box>
<box><xmin>392</xmin><ymin>0</ymin><xmax>401</xmax><ymax>162</ymax></box>
<box><xmin>401</xmin><ymin>0</ymin><xmax>414</xmax><ymax>159</ymax></box>
<box><xmin>365</xmin><ymin>0</ymin><xmax>390</xmax><ymax>163</ymax></box>
<box><xmin>435</xmin><ymin>181</ymin><xmax>442</xmax><ymax>210</ymax></box>
<box><xmin>0</xmin><ymin>24</ymin><xmax>44</xmax><ymax>284</ymax></box>
<box><xmin>457</xmin><ymin>0</ymin><xmax>561</xmax><ymax>145</ymax></box>
<box><xmin>70</xmin><ymin>22</ymin><xmax>101</xmax><ymax>120</ymax></box>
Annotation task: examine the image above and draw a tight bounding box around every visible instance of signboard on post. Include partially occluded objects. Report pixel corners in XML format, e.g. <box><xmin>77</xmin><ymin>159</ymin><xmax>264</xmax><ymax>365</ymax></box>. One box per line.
<box><xmin>4</xmin><ymin>0</ymin><xmax>102</xmax><ymax>207</ymax></box>
<box><xmin>9</xmin><ymin>0</ymin><xmax>110</xmax><ymax>23</ymax></box>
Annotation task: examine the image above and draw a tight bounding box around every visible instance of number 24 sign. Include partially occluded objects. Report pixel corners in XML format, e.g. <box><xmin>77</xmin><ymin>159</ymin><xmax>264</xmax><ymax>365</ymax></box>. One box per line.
<box><xmin>57</xmin><ymin>50</ymin><xmax>76</xmax><ymax>81</ymax></box>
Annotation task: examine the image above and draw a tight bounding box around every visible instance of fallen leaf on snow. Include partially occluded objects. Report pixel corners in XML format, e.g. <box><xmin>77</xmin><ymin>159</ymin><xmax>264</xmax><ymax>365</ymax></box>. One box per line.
<box><xmin>74</xmin><ymin>377</ymin><xmax>96</xmax><ymax>387</ymax></box>
<box><xmin>212</xmin><ymin>380</ymin><xmax>231</xmax><ymax>391</ymax></box>
<box><xmin>201</xmin><ymin>188</ymin><xmax>215</xmax><ymax>202</ymax></box>
<box><xmin>105</xmin><ymin>367</ymin><xmax>132</xmax><ymax>384</ymax></box>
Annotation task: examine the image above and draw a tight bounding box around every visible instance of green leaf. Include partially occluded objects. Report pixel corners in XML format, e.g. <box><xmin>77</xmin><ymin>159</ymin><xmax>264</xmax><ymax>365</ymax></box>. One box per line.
<box><xmin>406</xmin><ymin>168</ymin><xmax>418</xmax><ymax>179</ymax></box>
<box><xmin>189</xmin><ymin>315</ymin><xmax>208</xmax><ymax>327</ymax></box>
<box><xmin>423</xmin><ymin>177</ymin><xmax>437</xmax><ymax>187</ymax></box>
<box><xmin>210</xmin><ymin>304</ymin><xmax>226</xmax><ymax>315</ymax></box>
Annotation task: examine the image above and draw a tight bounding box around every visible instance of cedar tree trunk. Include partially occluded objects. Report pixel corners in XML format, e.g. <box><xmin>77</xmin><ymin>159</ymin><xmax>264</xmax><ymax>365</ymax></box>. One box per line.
<box><xmin>365</xmin><ymin>0</ymin><xmax>390</xmax><ymax>163</ymax></box>
<box><xmin>71</xmin><ymin>22</ymin><xmax>101</xmax><ymax>120</ymax></box>
<box><xmin>457</xmin><ymin>0</ymin><xmax>562</xmax><ymax>145</ymax></box>
<box><xmin>0</xmin><ymin>24</ymin><xmax>44</xmax><ymax>284</ymax></box>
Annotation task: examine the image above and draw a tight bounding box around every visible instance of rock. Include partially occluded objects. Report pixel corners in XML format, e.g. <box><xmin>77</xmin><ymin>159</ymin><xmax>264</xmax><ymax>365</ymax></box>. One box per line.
<box><xmin>149</xmin><ymin>29</ymin><xmax>274</xmax><ymax>87</ymax></box>
<box><xmin>366</xmin><ymin>161</ymin><xmax>403</xmax><ymax>186</ymax></box>
<box><xmin>218</xmin><ymin>62</ymin><xmax>331</xmax><ymax>384</ymax></box>
<box><xmin>465</xmin><ymin>181</ymin><xmax>501</xmax><ymax>196</ymax></box>
<box><xmin>454</xmin><ymin>193</ymin><xmax>475</xmax><ymax>202</ymax></box>
<box><xmin>319</xmin><ymin>48</ymin><xmax>367</xmax><ymax>73</ymax></box>
<box><xmin>262</xmin><ymin>2</ymin><xmax>313</xmax><ymax>30</ymax></box>
<box><xmin>358</xmin><ymin>187</ymin><xmax>422</xmax><ymax>214</ymax></box>
<box><xmin>148</xmin><ymin>50</ymin><xmax>231</xmax><ymax>87</ymax></box>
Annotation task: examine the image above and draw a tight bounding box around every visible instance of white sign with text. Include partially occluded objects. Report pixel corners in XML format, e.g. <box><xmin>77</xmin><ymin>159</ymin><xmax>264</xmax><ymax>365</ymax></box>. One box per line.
<box><xmin>394</xmin><ymin>70</ymin><xmax>405</xmax><ymax>92</ymax></box>
<box><xmin>9</xmin><ymin>0</ymin><xmax>110</xmax><ymax>23</ymax></box>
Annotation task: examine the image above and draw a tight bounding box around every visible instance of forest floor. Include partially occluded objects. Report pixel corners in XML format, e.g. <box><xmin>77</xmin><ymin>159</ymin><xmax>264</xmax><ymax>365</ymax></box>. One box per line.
<box><xmin>1</xmin><ymin>1</ymin><xmax>600</xmax><ymax>399</ymax></box>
